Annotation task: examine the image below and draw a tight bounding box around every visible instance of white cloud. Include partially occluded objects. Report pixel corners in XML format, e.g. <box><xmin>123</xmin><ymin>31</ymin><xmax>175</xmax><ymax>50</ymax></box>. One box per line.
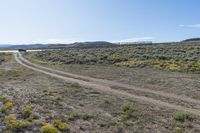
<box><xmin>43</xmin><ymin>38</ymin><xmax>78</xmax><ymax>44</ymax></box>
<box><xmin>179</xmin><ymin>24</ymin><xmax>200</xmax><ymax>29</ymax></box>
<box><xmin>114</xmin><ymin>37</ymin><xmax>154</xmax><ymax>43</ymax></box>
<box><xmin>43</xmin><ymin>38</ymin><xmax>105</xmax><ymax>44</ymax></box>
<box><xmin>10</xmin><ymin>38</ymin><xmax>73</xmax><ymax>45</ymax></box>
<box><xmin>25</xmin><ymin>37</ymin><xmax>154</xmax><ymax>44</ymax></box>
<box><xmin>38</xmin><ymin>38</ymin><xmax>91</xmax><ymax>44</ymax></box>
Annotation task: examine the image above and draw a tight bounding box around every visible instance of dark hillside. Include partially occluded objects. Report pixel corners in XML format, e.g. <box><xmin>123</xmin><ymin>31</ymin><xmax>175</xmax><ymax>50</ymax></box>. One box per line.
<box><xmin>183</xmin><ymin>38</ymin><xmax>200</xmax><ymax>42</ymax></box>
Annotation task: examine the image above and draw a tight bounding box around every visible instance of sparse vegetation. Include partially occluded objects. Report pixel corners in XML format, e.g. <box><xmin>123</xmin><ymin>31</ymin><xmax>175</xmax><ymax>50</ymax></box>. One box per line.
<box><xmin>22</xmin><ymin>43</ymin><xmax>200</xmax><ymax>132</ymax></box>
<box><xmin>0</xmin><ymin>42</ymin><xmax>200</xmax><ymax>132</ymax></box>
<box><xmin>33</xmin><ymin>42</ymin><xmax>200</xmax><ymax>72</ymax></box>
<box><xmin>0</xmin><ymin>97</ymin><xmax>33</xmax><ymax>132</ymax></box>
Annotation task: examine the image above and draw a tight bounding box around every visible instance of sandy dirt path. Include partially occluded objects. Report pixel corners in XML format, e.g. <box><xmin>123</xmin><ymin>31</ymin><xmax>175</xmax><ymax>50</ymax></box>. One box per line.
<box><xmin>15</xmin><ymin>53</ymin><xmax>200</xmax><ymax>116</ymax></box>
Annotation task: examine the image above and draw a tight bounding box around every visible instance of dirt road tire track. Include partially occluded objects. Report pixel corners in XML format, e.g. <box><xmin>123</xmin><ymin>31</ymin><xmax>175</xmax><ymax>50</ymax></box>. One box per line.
<box><xmin>15</xmin><ymin>53</ymin><xmax>200</xmax><ymax>116</ymax></box>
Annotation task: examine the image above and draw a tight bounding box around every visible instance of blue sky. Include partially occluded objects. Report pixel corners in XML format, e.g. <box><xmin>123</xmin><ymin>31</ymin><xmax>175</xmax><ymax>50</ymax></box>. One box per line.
<box><xmin>0</xmin><ymin>0</ymin><xmax>200</xmax><ymax>44</ymax></box>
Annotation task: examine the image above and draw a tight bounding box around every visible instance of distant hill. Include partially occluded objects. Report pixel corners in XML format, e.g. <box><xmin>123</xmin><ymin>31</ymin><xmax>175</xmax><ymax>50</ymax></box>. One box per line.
<box><xmin>9</xmin><ymin>44</ymin><xmax>50</xmax><ymax>49</ymax></box>
<box><xmin>0</xmin><ymin>44</ymin><xmax>47</xmax><ymax>49</ymax></box>
<box><xmin>0</xmin><ymin>44</ymin><xmax>13</xmax><ymax>48</ymax></box>
<box><xmin>69</xmin><ymin>41</ymin><xmax>115</xmax><ymax>47</ymax></box>
<box><xmin>0</xmin><ymin>44</ymin><xmax>67</xmax><ymax>49</ymax></box>
<box><xmin>182</xmin><ymin>38</ymin><xmax>200</xmax><ymax>42</ymax></box>
<box><xmin>0</xmin><ymin>41</ymin><xmax>115</xmax><ymax>49</ymax></box>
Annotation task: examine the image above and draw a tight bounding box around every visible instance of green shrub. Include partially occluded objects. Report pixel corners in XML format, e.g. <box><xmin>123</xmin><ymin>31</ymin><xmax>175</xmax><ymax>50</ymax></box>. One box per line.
<box><xmin>172</xmin><ymin>112</ymin><xmax>189</xmax><ymax>122</ymax></box>
<box><xmin>45</xmin><ymin>114</ymin><xmax>54</xmax><ymax>120</ymax></box>
<box><xmin>21</xmin><ymin>104</ymin><xmax>32</xmax><ymax>118</ymax></box>
<box><xmin>33</xmin><ymin>120</ymin><xmax>44</xmax><ymax>126</ymax></box>
<box><xmin>67</xmin><ymin>113</ymin><xmax>79</xmax><ymax>121</ymax></box>
<box><xmin>5</xmin><ymin>114</ymin><xmax>16</xmax><ymax>121</ymax></box>
<box><xmin>6</xmin><ymin>119</ymin><xmax>31</xmax><ymax>132</ymax></box>
<box><xmin>5</xmin><ymin>114</ymin><xmax>31</xmax><ymax>131</ymax></box>
<box><xmin>114</xmin><ymin>60</ymin><xmax>137</xmax><ymax>67</ymax></box>
<box><xmin>0</xmin><ymin>96</ymin><xmax>11</xmax><ymax>103</ymax></box>
<box><xmin>52</xmin><ymin>119</ymin><xmax>69</xmax><ymax>131</ymax></box>
<box><xmin>188</xmin><ymin>62</ymin><xmax>200</xmax><ymax>71</ymax></box>
<box><xmin>40</xmin><ymin>125</ymin><xmax>58</xmax><ymax>133</ymax></box>
<box><xmin>175</xmin><ymin>127</ymin><xmax>182</xmax><ymax>133</ymax></box>
<box><xmin>80</xmin><ymin>112</ymin><xmax>93</xmax><ymax>120</ymax></box>
<box><xmin>27</xmin><ymin>113</ymin><xmax>39</xmax><ymax>121</ymax></box>
<box><xmin>121</xmin><ymin>103</ymin><xmax>134</xmax><ymax>118</ymax></box>
<box><xmin>0</xmin><ymin>101</ymin><xmax>13</xmax><ymax>113</ymax></box>
<box><xmin>53</xmin><ymin>96</ymin><xmax>63</xmax><ymax>102</ymax></box>
<box><xmin>71</xmin><ymin>83</ymin><xmax>81</xmax><ymax>88</ymax></box>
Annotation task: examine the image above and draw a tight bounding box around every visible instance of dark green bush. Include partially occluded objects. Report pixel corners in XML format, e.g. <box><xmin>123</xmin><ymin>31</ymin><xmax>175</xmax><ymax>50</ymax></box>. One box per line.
<box><xmin>172</xmin><ymin>111</ymin><xmax>189</xmax><ymax>122</ymax></box>
<box><xmin>121</xmin><ymin>103</ymin><xmax>134</xmax><ymax>118</ymax></box>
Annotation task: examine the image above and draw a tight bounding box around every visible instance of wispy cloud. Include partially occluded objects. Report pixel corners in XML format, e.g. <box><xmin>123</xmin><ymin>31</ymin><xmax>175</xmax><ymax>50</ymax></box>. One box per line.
<box><xmin>17</xmin><ymin>38</ymin><xmax>75</xmax><ymax>44</ymax></box>
<box><xmin>44</xmin><ymin>38</ymin><xmax>73</xmax><ymax>44</ymax></box>
<box><xmin>114</xmin><ymin>37</ymin><xmax>154</xmax><ymax>43</ymax></box>
<box><xmin>179</xmin><ymin>24</ymin><xmax>200</xmax><ymax>29</ymax></box>
<box><xmin>43</xmin><ymin>38</ymin><xmax>106</xmax><ymax>44</ymax></box>
<box><xmin>30</xmin><ymin>37</ymin><xmax>154</xmax><ymax>44</ymax></box>
<box><xmin>42</xmin><ymin>38</ymin><xmax>89</xmax><ymax>44</ymax></box>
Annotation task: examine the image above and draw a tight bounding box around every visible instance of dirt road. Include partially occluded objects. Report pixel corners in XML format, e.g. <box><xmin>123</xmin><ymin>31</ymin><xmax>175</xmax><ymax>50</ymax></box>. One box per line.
<box><xmin>18</xmin><ymin>53</ymin><xmax>200</xmax><ymax>105</ymax></box>
<box><xmin>14</xmin><ymin>53</ymin><xmax>200</xmax><ymax>116</ymax></box>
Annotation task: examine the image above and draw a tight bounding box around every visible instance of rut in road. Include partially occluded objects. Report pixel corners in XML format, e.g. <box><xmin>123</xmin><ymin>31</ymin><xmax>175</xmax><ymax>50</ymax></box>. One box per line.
<box><xmin>14</xmin><ymin>53</ymin><xmax>200</xmax><ymax>116</ymax></box>
<box><xmin>18</xmin><ymin>53</ymin><xmax>200</xmax><ymax>105</ymax></box>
